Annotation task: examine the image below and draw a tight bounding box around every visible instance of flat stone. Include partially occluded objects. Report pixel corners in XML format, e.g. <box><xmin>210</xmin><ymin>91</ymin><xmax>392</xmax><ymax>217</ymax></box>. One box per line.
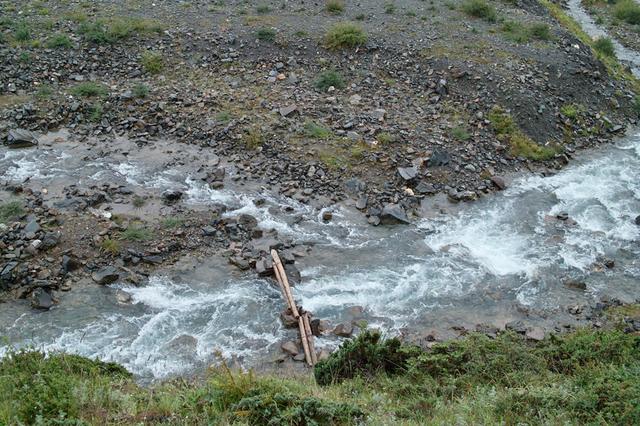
<box><xmin>380</xmin><ymin>203</ymin><xmax>410</xmax><ymax>225</ymax></box>
<box><xmin>334</xmin><ymin>322</ymin><xmax>353</xmax><ymax>337</ymax></box>
<box><xmin>91</xmin><ymin>266</ymin><xmax>119</xmax><ymax>285</ymax></box>
<box><xmin>279</xmin><ymin>104</ymin><xmax>297</xmax><ymax>117</ymax></box>
<box><xmin>397</xmin><ymin>166</ymin><xmax>418</xmax><ymax>181</ymax></box>
<box><xmin>6</xmin><ymin>129</ymin><xmax>38</xmax><ymax>148</ymax></box>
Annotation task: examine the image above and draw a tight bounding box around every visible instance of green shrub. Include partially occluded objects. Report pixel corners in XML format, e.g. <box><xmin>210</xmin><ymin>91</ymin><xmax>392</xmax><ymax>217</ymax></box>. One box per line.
<box><xmin>314</xmin><ymin>69</ymin><xmax>345</xmax><ymax>90</ymax></box>
<box><xmin>304</xmin><ymin>121</ymin><xmax>333</xmax><ymax>139</ymax></box>
<box><xmin>121</xmin><ymin>226</ymin><xmax>153</xmax><ymax>241</ymax></box>
<box><xmin>324</xmin><ymin>22</ymin><xmax>367</xmax><ymax>49</ymax></box>
<box><xmin>314</xmin><ymin>330</ymin><xmax>421</xmax><ymax>385</ymax></box>
<box><xmin>326</xmin><ymin>0</ymin><xmax>345</xmax><ymax>14</ymax></box>
<box><xmin>132</xmin><ymin>83</ymin><xmax>149</xmax><ymax>98</ymax></box>
<box><xmin>0</xmin><ymin>201</ymin><xmax>24</xmax><ymax>223</ymax></box>
<box><xmin>384</xmin><ymin>2</ymin><xmax>396</xmax><ymax>14</ymax></box>
<box><xmin>14</xmin><ymin>23</ymin><xmax>31</xmax><ymax>42</ymax></box>
<box><xmin>462</xmin><ymin>0</ymin><xmax>497</xmax><ymax>23</ymax></box>
<box><xmin>256</xmin><ymin>27</ymin><xmax>276</xmax><ymax>42</ymax></box>
<box><xmin>79</xmin><ymin>18</ymin><xmax>162</xmax><ymax>44</ymax></box>
<box><xmin>256</xmin><ymin>4</ymin><xmax>271</xmax><ymax>14</ymax></box>
<box><xmin>613</xmin><ymin>0</ymin><xmax>640</xmax><ymax>25</ymax></box>
<box><xmin>451</xmin><ymin>126</ymin><xmax>471</xmax><ymax>141</ymax></box>
<box><xmin>71</xmin><ymin>82</ymin><xmax>108</xmax><ymax>98</ymax></box>
<box><xmin>593</xmin><ymin>37</ymin><xmax>616</xmax><ymax>58</ymax></box>
<box><xmin>560</xmin><ymin>103</ymin><xmax>584</xmax><ymax>119</ymax></box>
<box><xmin>0</xmin><ymin>350</ymin><xmax>130</xmax><ymax>424</ymax></box>
<box><xmin>46</xmin><ymin>33</ymin><xmax>73</xmax><ymax>49</ymax></box>
<box><xmin>529</xmin><ymin>22</ymin><xmax>552</xmax><ymax>40</ymax></box>
<box><xmin>141</xmin><ymin>51</ymin><xmax>163</xmax><ymax>74</ymax></box>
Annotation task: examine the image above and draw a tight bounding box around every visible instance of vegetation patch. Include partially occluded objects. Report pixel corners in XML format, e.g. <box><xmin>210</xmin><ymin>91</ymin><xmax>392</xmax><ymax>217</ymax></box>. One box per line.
<box><xmin>0</xmin><ymin>201</ymin><xmax>24</xmax><ymax>224</ymax></box>
<box><xmin>326</xmin><ymin>0</ymin><xmax>345</xmax><ymax>14</ymax></box>
<box><xmin>304</xmin><ymin>121</ymin><xmax>333</xmax><ymax>139</ymax></box>
<box><xmin>141</xmin><ymin>51</ymin><xmax>163</xmax><ymax>74</ymax></box>
<box><xmin>45</xmin><ymin>33</ymin><xmax>72</xmax><ymax>49</ymax></box>
<box><xmin>78</xmin><ymin>17</ymin><xmax>162</xmax><ymax>44</ymax></box>
<box><xmin>120</xmin><ymin>225</ymin><xmax>153</xmax><ymax>241</ymax></box>
<box><xmin>489</xmin><ymin>106</ymin><xmax>560</xmax><ymax>160</ymax></box>
<box><xmin>462</xmin><ymin>0</ymin><xmax>497</xmax><ymax>23</ymax></box>
<box><xmin>324</xmin><ymin>22</ymin><xmax>367</xmax><ymax>49</ymax></box>
<box><xmin>593</xmin><ymin>37</ymin><xmax>616</xmax><ymax>58</ymax></box>
<box><xmin>71</xmin><ymin>82</ymin><xmax>108</xmax><ymax>98</ymax></box>
<box><xmin>314</xmin><ymin>69</ymin><xmax>345</xmax><ymax>90</ymax></box>
<box><xmin>613</xmin><ymin>0</ymin><xmax>640</xmax><ymax>25</ymax></box>
<box><xmin>256</xmin><ymin>27</ymin><xmax>276</xmax><ymax>42</ymax></box>
<box><xmin>132</xmin><ymin>83</ymin><xmax>149</xmax><ymax>98</ymax></box>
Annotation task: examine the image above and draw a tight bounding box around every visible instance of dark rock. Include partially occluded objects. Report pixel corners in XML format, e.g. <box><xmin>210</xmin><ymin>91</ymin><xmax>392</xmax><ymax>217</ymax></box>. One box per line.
<box><xmin>0</xmin><ymin>262</ymin><xmax>19</xmax><ymax>290</ymax></box>
<box><xmin>31</xmin><ymin>288</ymin><xmax>53</xmax><ymax>310</ymax></box>
<box><xmin>280</xmin><ymin>309</ymin><xmax>298</xmax><ymax>328</ymax></box>
<box><xmin>284</xmin><ymin>263</ymin><xmax>301</xmax><ymax>285</ymax></box>
<box><xmin>91</xmin><ymin>266</ymin><xmax>119</xmax><ymax>285</ymax></box>
<box><xmin>397</xmin><ymin>166</ymin><xmax>418</xmax><ymax>181</ymax></box>
<box><xmin>428</xmin><ymin>149</ymin><xmax>450</xmax><ymax>167</ymax></box>
<box><xmin>41</xmin><ymin>233</ymin><xmax>59</xmax><ymax>250</ymax></box>
<box><xmin>229</xmin><ymin>256</ymin><xmax>250</xmax><ymax>270</ymax></box>
<box><xmin>162</xmin><ymin>189</ymin><xmax>183</xmax><ymax>204</ymax></box>
<box><xmin>255</xmin><ymin>257</ymin><xmax>274</xmax><ymax>276</ymax></box>
<box><xmin>6</xmin><ymin>129</ymin><xmax>38</xmax><ymax>148</ymax></box>
<box><xmin>310</xmin><ymin>319</ymin><xmax>331</xmax><ymax>336</ymax></box>
<box><xmin>142</xmin><ymin>255</ymin><xmax>163</xmax><ymax>265</ymax></box>
<box><xmin>490</xmin><ymin>175</ymin><xmax>507</xmax><ymax>190</ymax></box>
<box><xmin>564</xmin><ymin>279</ymin><xmax>587</xmax><ymax>291</ymax></box>
<box><xmin>62</xmin><ymin>255</ymin><xmax>82</xmax><ymax>273</ymax></box>
<box><xmin>380</xmin><ymin>203</ymin><xmax>410</xmax><ymax>225</ymax></box>
<box><xmin>322</xmin><ymin>211</ymin><xmax>333</xmax><ymax>221</ymax></box>
<box><xmin>334</xmin><ymin>322</ymin><xmax>353</xmax><ymax>337</ymax></box>
<box><xmin>414</xmin><ymin>181</ymin><xmax>436</xmax><ymax>194</ymax></box>
<box><xmin>505</xmin><ymin>320</ymin><xmax>527</xmax><ymax>334</ymax></box>
<box><xmin>344</xmin><ymin>178</ymin><xmax>366</xmax><ymax>194</ymax></box>
<box><xmin>475</xmin><ymin>323</ymin><xmax>500</xmax><ymax>338</ymax></box>
<box><xmin>635</xmin><ymin>215</ymin><xmax>640</xmax><ymax>226</ymax></box>
<box><xmin>556</xmin><ymin>212</ymin><xmax>569</xmax><ymax>221</ymax></box>
<box><xmin>202</xmin><ymin>226</ymin><xmax>217</xmax><ymax>236</ymax></box>
<box><xmin>238</xmin><ymin>214</ymin><xmax>258</xmax><ymax>230</ymax></box>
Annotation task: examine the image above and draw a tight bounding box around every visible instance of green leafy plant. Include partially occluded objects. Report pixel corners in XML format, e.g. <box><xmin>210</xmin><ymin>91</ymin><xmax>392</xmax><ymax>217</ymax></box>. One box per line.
<box><xmin>324</xmin><ymin>22</ymin><xmax>367</xmax><ymax>49</ymax></box>
<box><xmin>0</xmin><ymin>201</ymin><xmax>24</xmax><ymax>224</ymax></box>
<box><xmin>46</xmin><ymin>33</ymin><xmax>73</xmax><ymax>48</ymax></box>
<box><xmin>71</xmin><ymin>82</ymin><xmax>108</xmax><ymax>98</ymax></box>
<box><xmin>132</xmin><ymin>83</ymin><xmax>149</xmax><ymax>98</ymax></box>
<box><xmin>593</xmin><ymin>37</ymin><xmax>616</xmax><ymax>58</ymax></box>
<box><xmin>314</xmin><ymin>69</ymin><xmax>345</xmax><ymax>90</ymax></box>
<box><xmin>141</xmin><ymin>51</ymin><xmax>163</xmax><ymax>74</ymax></box>
<box><xmin>326</xmin><ymin>0</ymin><xmax>345</xmax><ymax>14</ymax></box>
<box><xmin>462</xmin><ymin>0</ymin><xmax>497</xmax><ymax>23</ymax></box>
<box><xmin>256</xmin><ymin>27</ymin><xmax>276</xmax><ymax>42</ymax></box>
<box><xmin>304</xmin><ymin>121</ymin><xmax>333</xmax><ymax>139</ymax></box>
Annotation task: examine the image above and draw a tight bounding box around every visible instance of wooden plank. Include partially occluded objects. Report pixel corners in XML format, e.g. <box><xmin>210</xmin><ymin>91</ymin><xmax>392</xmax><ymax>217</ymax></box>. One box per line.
<box><xmin>298</xmin><ymin>316</ymin><xmax>312</xmax><ymax>366</ymax></box>
<box><xmin>271</xmin><ymin>249</ymin><xmax>299</xmax><ymax>318</ymax></box>
<box><xmin>302</xmin><ymin>313</ymin><xmax>317</xmax><ymax>365</ymax></box>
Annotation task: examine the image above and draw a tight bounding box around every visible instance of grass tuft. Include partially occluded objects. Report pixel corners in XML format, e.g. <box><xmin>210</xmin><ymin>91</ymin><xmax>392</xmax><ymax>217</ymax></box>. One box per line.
<box><xmin>256</xmin><ymin>27</ymin><xmax>276</xmax><ymax>42</ymax></box>
<box><xmin>71</xmin><ymin>82</ymin><xmax>108</xmax><ymax>98</ymax></box>
<box><xmin>304</xmin><ymin>121</ymin><xmax>333</xmax><ymax>139</ymax></box>
<box><xmin>141</xmin><ymin>51</ymin><xmax>163</xmax><ymax>74</ymax></box>
<box><xmin>593</xmin><ymin>37</ymin><xmax>616</xmax><ymax>58</ymax></box>
<box><xmin>614</xmin><ymin>0</ymin><xmax>640</xmax><ymax>25</ymax></box>
<box><xmin>0</xmin><ymin>201</ymin><xmax>24</xmax><ymax>224</ymax></box>
<box><xmin>314</xmin><ymin>69</ymin><xmax>345</xmax><ymax>90</ymax></box>
<box><xmin>324</xmin><ymin>22</ymin><xmax>367</xmax><ymax>49</ymax></box>
<box><xmin>46</xmin><ymin>33</ymin><xmax>73</xmax><ymax>49</ymax></box>
<box><xmin>462</xmin><ymin>0</ymin><xmax>497</xmax><ymax>23</ymax></box>
<box><xmin>326</xmin><ymin>0</ymin><xmax>345</xmax><ymax>14</ymax></box>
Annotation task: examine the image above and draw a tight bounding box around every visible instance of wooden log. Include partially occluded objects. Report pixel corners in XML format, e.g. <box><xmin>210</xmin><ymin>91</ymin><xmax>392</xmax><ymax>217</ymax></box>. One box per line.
<box><xmin>271</xmin><ymin>260</ymin><xmax>287</xmax><ymax>300</ymax></box>
<box><xmin>302</xmin><ymin>313</ymin><xmax>317</xmax><ymax>365</ymax></box>
<box><xmin>271</xmin><ymin>249</ymin><xmax>299</xmax><ymax>318</ymax></box>
<box><xmin>298</xmin><ymin>316</ymin><xmax>312</xmax><ymax>366</ymax></box>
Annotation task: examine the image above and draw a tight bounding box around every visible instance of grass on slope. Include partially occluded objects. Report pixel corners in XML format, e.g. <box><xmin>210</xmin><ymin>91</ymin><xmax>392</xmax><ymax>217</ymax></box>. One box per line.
<box><xmin>1</xmin><ymin>327</ymin><xmax>638</xmax><ymax>425</ymax></box>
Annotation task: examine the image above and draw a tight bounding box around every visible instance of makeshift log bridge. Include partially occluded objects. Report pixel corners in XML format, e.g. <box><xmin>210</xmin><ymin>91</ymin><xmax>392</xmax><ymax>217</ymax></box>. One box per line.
<box><xmin>271</xmin><ymin>249</ymin><xmax>317</xmax><ymax>366</ymax></box>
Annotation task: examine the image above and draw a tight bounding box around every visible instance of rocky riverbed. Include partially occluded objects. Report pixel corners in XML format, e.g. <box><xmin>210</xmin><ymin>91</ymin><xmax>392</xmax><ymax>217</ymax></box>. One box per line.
<box><xmin>1</xmin><ymin>0</ymin><xmax>640</xmax><ymax>378</ymax></box>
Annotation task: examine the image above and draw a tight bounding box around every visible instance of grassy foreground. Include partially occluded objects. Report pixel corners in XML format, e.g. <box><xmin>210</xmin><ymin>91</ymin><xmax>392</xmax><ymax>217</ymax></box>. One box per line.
<box><xmin>1</xmin><ymin>327</ymin><xmax>638</xmax><ymax>425</ymax></box>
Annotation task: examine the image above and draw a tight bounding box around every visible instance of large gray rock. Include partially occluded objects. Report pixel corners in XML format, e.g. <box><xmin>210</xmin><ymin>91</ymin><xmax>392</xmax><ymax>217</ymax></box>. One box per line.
<box><xmin>428</xmin><ymin>148</ymin><xmax>450</xmax><ymax>167</ymax></box>
<box><xmin>31</xmin><ymin>288</ymin><xmax>53</xmax><ymax>310</ymax></box>
<box><xmin>91</xmin><ymin>266</ymin><xmax>119</xmax><ymax>285</ymax></box>
<box><xmin>380</xmin><ymin>203</ymin><xmax>410</xmax><ymax>225</ymax></box>
<box><xmin>397</xmin><ymin>166</ymin><xmax>418</xmax><ymax>181</ymax></box>
<box><xmin>6</xmin><ymin>129</ymin><xmax>38</xmax><ymax>148</ymax></box>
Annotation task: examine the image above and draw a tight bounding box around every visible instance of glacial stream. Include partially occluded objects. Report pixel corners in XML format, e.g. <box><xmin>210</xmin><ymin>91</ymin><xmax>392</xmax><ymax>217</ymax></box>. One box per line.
<box><xmin>1</xmin><ymin>128</ymin><xmax>639</xmax><ymax>381</ymax></box>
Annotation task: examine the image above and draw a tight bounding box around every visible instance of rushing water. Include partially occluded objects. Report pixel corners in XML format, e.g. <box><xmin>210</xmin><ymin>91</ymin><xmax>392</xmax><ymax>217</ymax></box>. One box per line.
<box><xmin>1</xmin><ymin>129</ymin><xmax>639</xmax><ymax>380</ymax></box>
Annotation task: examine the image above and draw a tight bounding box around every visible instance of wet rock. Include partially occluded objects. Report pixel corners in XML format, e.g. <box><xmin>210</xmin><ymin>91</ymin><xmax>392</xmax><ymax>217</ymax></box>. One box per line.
<box><xmin>346</xmin><ymin>306</ymin><xmax>364</xmax><ymax>318</ymax></box>
<box><xmin>368</xmin><ymin>215</ymin><xmax>380</xmax><ymax>226</ymax></box>
<box><xmin>229</xmin><ymin>256</ymin><xmax>250</xmax><ymax>270</ymax></box>
<box><xmin>162</xmin><ymin>189</ymin><xmax>183</xmax><ymax>204</ymax></box>
<box><xmin>284</xmin><ymin>263</ymin><xmax>301</xmax><ymax>285</ymax></box>
<box><xmin>334</xmin><ymin>322</ymin><xmax>353</xmax><ymax>337</ymax></box>
<box><xmin>490</xmin><ymin>175</ymin><xmax>507</xmax><ymax>190</ymax></box>
<box><xmin>380</xmin><ymin>203</ymin><xmax>410</xmax><ymax>225</ymax></box>
<box><xmin>281</xmin><ymin>340</ymin><xmax>299</xmax><ymax>356</ymax></box>
<box><xmin>356</xmin><ymin>196</ymin><xmax>367</xmax><ymax>210</ymax></box>
<box><xmin>31</xmin><ymin>288</ymin><xmax>53</xmax><ymax>310</ymax></box>
<box><xmin>428</xmin><ymin>149</ymin><xmax>450</xmax><ymax>167</ymax></box>
<box><xmin>556</xmin><ymin>212</ymin><xmax>569</xmax><ymax>221</ymax></box>
<box><xmin>115</xmin><ymin>289</ymin><xmax>132</xmax><ymax>304</ymax></box>
<box><xmin>321</xmin><ymin>211</ymin><xmax>333</xmax><ymax>221</ymax></box>
<box><xmin>255</xmin><ymin>257</ymin><xmax>274</xmax><ymax>276</ymax></box>
<box><xmin>6</xmin><ymin>129</ymin><xmax>38</xmax><ymax>148</ymax></box>
<box><xmin>91</xmin><ymin>266</ymin><xmax>119</xmax><ymax>285</ymax></box>
<box><xmin>397</xmin><ymin>166</ymin><xmax>418</xmax><ymax>181</ymax></box>
<box><xmin>167</xmin><ymin>334</ymin><xmax>198</xmax><ymax>350</ymax></box>
<box><xmin>311</xmin><ymin>319</ymin><xmax>331</xmax><ymax>336</ymax></box>
<box><xmin>280</xmin><ymin>308</ymin><xmax>298</xmax><ymax>328</ymax></box>
<box><xmin>564</xmin><ymin>279</ymin><xmax>587</xmax><ymax>291</ymax></box>
<box><xmin>238</xmin><ymin>214</ymin><xmax>258</xmax><ymax>230</ymax></box>
<box><xmin>24</xmin><ymin>218</ymin><xmax>41</xmax><ymax>235</ymax></box>
<box><xmin>505</xmin><ymin>320</ymin><xmax>527</xmax><ymax>334</ymax></box>
<box><xmin>635</xmin><ymin>215</ymin><xmax>640</xmax><ymax>226</ymax></box>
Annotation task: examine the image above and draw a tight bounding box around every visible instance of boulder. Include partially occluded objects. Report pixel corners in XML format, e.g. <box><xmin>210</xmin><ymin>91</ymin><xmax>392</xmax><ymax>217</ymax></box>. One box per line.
<box><xmin>91</xmin><ymin>266</ymin><xmax>119</xmax><ymax>285</ymax></box>
<box><xmin>490</xmin><ymin>175</ymin><xmax>507</xmax><ymax>190</ymax></box>
<box><xmin>284</xmin><ymin>263</ymin><xmax>301</xmax><ymax>285</ymax></box>
<box><xmin>31</xmin><ymin>288</ymin><xmax>53</xmax><ymax>310</ymax></box>
<box><xmin>380</xmin><ymin>204</ymin><xmax>410</xmax><ymax>225</ymax></box>
<box><xmin>238</xmin><ymin>214</ymin><xmax>258</xmax><ymax>230</ymax></box>
<box><xmin>162</xmin><ymin>189</ymin><xmax>183</xmax><ymax>204</ymax></box>
<box><xmin>397</xmin><ymin>166</ymin><xmax>418</xmax><ymax>181</ymax></box>
<box><xmin>6</xmin><ymin>129</ymin><xmax>38</xmax><ymax>148</ymax></box>
<box><xmin>334</xmin><ymin>322</ymin><xmax>353</xmax><ymax>337</ymax></box>
<box><xmin>428</xmin><ymin>148</ymin><xmax>450</xmax><ymax>167</ymax></box>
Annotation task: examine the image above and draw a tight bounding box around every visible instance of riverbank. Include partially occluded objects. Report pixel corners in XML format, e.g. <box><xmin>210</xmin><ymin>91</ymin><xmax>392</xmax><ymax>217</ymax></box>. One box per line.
<box><xmin>1</xmin><ymin>305</ymin><xmax>639</xmax><ymax>424</ymax></box>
